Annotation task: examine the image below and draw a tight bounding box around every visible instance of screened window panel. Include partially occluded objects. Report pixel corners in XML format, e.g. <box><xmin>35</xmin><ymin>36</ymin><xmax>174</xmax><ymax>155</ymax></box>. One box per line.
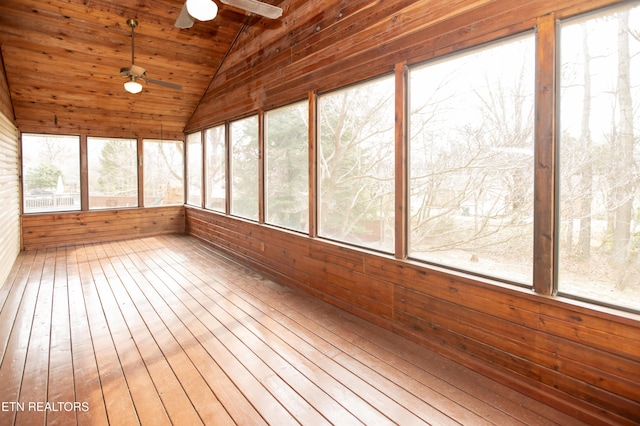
<box><xmin>408</xmin><ymin>34</ymin><xmax>535</xmax><ymax>285</ymax></box>
<box><xmin>558</xmin><ymin>3</ymin><xmax>640</xmax><ymax>311</ymax></box>
<box><xmin>143</xmin><ymin>139</ymin><xmax>184</xmax><ymax>206</ymax></box>
<box><xmin>318</xmin><ymin>76</ymin><xmax>395</xmax><ymax>252</ymax></box>
<box><xmin>265</xmin><ymin>101</ymin><xmax>309</xmax><ymax>232</ymax></box>
<box><xmin>88</xmin><ymin>137</ymin><xmax>138</xmax><ymax>209</ymax></box>
<box><xmin>230</xmin><ymin>116</ymin><xmax>259</xmax><ymax>221</ymax></box>
<box><xmin>186</xmin><ymin>131</ymin><xmax>203</xmax><ymax>207</ymax></box>
<box><xmin>205</xmin><ymin>125</ymin><xmax>226</xmax><ymax>212</ymax></box>
<box><xmin>22</xmin><ymin>134</ymin><xmax>81</xmax><ymax>213</ymax></box>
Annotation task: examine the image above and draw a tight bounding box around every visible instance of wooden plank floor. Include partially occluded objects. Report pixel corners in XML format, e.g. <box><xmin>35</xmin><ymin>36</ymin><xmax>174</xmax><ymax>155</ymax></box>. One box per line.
<box><xmin>0</xmin><ymin>234</ymin><xmax>587</xmax><ymax>425</ymax></box>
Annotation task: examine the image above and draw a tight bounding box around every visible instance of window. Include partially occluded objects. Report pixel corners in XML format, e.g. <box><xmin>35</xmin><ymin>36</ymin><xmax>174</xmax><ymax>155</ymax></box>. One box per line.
<box><xmin>265</xmin><ymin>101</ymin><xmax>309</xmax><ymax>232</ymax></box>
<box><xmin>408</xmin><ymin>34</ymin><xmax>535</xmax><ymax>284</ymax></box>
<box><xmin>318</xmin><ymin>76</ymin><xmax>395</xmax><ymax>252</ymax></box>
<box><xmin>88</xmin><ymin>137</ymin><xmax>138</xmax><ymax>209</ymax></box>
<box><xmin>558</xmin><ymin>3</ymin><xmax>640</xmax><ymax>311</ymax></box>
<box><xmin>143</xmin><ymin>139</ymin><xmax>184</xmax><ymax>206</ymax></box>
<box><xmin>230</xmin><ymin>115</ymin><xmax>259</xmax><ymax>221</ymax></box>
<box><xmin>186</xmin><ymin>131</ymin><xmax>202</xmax><ymax>207</ymax></box>
<box><xmin>205</xmin><ymin>125</ymin><xmax>226</xmax><ymax>212</ymax></box>
<box><xmin>21</xmin><ymin>134</ymin><xmax>80</xmax><ymax>213</ymax></box>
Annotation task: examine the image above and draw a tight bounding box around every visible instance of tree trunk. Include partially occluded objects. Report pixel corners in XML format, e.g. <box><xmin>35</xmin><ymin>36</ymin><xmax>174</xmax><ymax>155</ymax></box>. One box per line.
<box><xmin>611</xmin><ymin>11</ymin><xmax>634</xmax><ymax>266</ymax></box>
<box><xmin>578</xmin><ymin>24</ymin><xmax>592</xmax><ymax>259</ymax></box>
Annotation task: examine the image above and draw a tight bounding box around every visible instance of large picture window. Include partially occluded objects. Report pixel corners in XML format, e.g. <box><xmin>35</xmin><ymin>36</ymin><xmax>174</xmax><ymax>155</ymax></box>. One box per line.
<box><xmin>186</xmin><ymin>131</ymin><xmax>202</xmax><ymax>207</ymax></box>
<box><xmin>88</xmin><ymin>137</ymin><xmax>138</xmax><ymax>209</ymax></box>
<box><xmin>408</xmin><ymin>34</ymin><xmax>535</xmax><ymax>284</ymax></box>
<box><xmin>143</xmin><ymin>139</ymin><xmax>184</xmax><ymax>206</ymax></box>
<box><xmin>318</xmin><ymin>76</ymin><xmax>395</xmax><ymax>252</ymax></box>
<box><xmin>230</xmin><ymin>115</ymin><xmax>259</xmax><ymax>221</ymax></box>
<box><xmin>205</xmin><ymin>125</ymin><xmax>226</xmax><ymax>212</ymax></box>
<box><xmin>265</xmin><ymin>101</ymin><xmax>309</xmax><ymax>232</ymax></box>
<box><xmin>21</xmin><ymin>134</ymin><xmax>80</xmax><ymax>213</ymax></box>
<box><xmin>558</xmin><ymin>3</ymin><xmax>640</xmax><ymax>311</ymax></box>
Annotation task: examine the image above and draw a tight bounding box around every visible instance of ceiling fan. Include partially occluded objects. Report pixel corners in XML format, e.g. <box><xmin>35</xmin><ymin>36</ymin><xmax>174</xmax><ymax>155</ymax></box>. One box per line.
<box><xmin>119</xmin><ymin>18</ymin><xmax>182</xmax><ymax>94</ymax></box>
<box><xmin>175</xmin><ymin>0</ymin><xmax>282</xmax><ymax>28</ymax></box>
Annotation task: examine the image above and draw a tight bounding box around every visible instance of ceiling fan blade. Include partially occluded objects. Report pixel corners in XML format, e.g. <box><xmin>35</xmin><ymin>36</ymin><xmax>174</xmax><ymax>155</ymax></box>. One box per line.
<box><xmin>175</xmin><ymin>4</ymin><xmax>195</xmax><ymax>28</ymax></box>
<box><xmin>145</xmin><ymin>78</ymin><xmax>183</xmax><ymax>90</ymax></box>
<box><xmin>220</xmin><ymin>0</ymin><xmax>283</xmax><ymax>19</ymax></box>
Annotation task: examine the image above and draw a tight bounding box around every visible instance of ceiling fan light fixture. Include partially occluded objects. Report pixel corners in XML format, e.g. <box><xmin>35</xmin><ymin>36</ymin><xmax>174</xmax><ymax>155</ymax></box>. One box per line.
<box><xmin>186</xmin><ymin>0</ymin><xmax>218</xmax><ymax>21</ymax></box>
<box><xmin>124</xmin><ymin>78</ymin><xmax>143</xmax><ymax>94</ymax></box>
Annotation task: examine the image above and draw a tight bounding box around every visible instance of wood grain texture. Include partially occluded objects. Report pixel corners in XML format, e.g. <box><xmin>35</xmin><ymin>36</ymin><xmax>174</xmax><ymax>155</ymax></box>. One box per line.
<box><xmin>0</xmin><ymin>234</ymin><xmax>587</xmax><ymax>425</ymax></box>
<box><xmin>181</xmin><ymin>1</ymin><xmax>638</xmax><ymax>422</ymax></box>
<box><xmin>185</xmin><ymin>206</ymin><xmax>640</xmax><ymax>425</ymax></box>
<box><xmin>186</xmin><ymin>0</ymin><xmax>627</xmax><ymax>131</ymax></box>
<box><xmin>394</xmin><ymin>61</ymin><xmax>407</xmax><ymax>259</ymax></box>
<box><xmin>22</xmin><ymin>206</ymin><xmax>185</xmax><ymax>249</ymax></box>
<box><xmin>534</xmin><ymin>13</ymin><xmax>557</xmax><ymax>296</ymax></box>
<box><xmin>1</xmin><ymin>0</ymin><xmax>638</xmax><ymax>425</ymax></box>
<box><xmin>0</xmin><ymin>0</ymin><xmax>284</xmax><ymax>139</ymax></box>
<box><xmin>0</xmin><ymin>53</ymin><xmax>14</xmax><ymax>121</ymax></box>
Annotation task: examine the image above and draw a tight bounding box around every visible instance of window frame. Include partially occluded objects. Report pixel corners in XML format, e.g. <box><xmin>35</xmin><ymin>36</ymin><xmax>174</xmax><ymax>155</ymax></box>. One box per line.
<box><xmin>554</xmin><ymin>2</ymin><xmax>640</xmax><ymax>313</ymax></box>
<box><xmin>204</xmin><ymin>124</ymin><xmax>227</xmax><ymax>213</ymax></box>
<box><xmin>142</xmin><ymin>138</ymin><xmax>185</xmax><ymax>207</ymax></box>
<box><xmin>229</xmin><ymin>114</ymin><xmax>260</xmax><ymax>221</ymax></box>
<box><xmin>21</xmin><ymin>133</ymin><xmax>82</xmax><ymax>214</ymax></box>
<box><xmin>406</xmin><ymin>32</ymin><xmax>537</xmax><ymax>287</ymax></box>
<box><xmin>316</xmin><ymin>74</ymin><xmax>397</xmax><ymax>253</ymax></box>
<box><xmin>186</xmin><ymin>131</ymin><xmax>203</xmax><ymax>208</ymax></box>
<box><xmin>87</xmin><ymin>136</ymin><xmax>139</xmax><ymax>210</ymax></box>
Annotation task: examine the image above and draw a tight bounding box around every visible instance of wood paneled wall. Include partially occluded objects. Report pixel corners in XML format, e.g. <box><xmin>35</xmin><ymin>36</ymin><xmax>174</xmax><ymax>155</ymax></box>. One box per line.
<box><xmin>0</xmin><ymin>51</ymin><xmax>14</xmax><ymax>121</ymax></box>
<box><xmin>186</xmin><ymin>207</ymin><xmax>640</xmax><ymax>425</ymax></box>
<box><xmin>0</xmin><ymin>112</ymin><xmax>20</xmax><ymax>286</ymax></box>
<box><xmin>22</xmin><ymin>206</ymin><xmax>185</xmax><ymax>250</ymax></box>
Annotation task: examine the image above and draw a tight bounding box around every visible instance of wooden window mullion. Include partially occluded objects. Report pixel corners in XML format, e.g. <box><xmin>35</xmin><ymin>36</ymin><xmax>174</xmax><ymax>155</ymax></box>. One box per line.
<box><xmin>533</xmin><ymin>14</ymin><xmax>557</xmax><ymax>295</ymax></box>
<box><xmin>395</xmin><ymin>62</ymin><xmax>408</xmax><ymax>259</ymax></box>
<box><xmin>308</xmin><ymin>91</ymin><xmax>318</xmax><ymax>238</ymax></box>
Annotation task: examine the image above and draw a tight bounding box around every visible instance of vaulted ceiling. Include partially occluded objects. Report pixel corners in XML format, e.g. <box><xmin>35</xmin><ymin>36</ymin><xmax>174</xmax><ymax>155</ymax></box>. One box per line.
<box><xmin>0</xmin><ymin>0</ymin><xmax>284</xmax><ymax>140</ymax></box>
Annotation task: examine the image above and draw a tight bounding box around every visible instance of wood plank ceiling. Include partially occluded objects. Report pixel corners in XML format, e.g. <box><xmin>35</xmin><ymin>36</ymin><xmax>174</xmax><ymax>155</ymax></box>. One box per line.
<box><xmin>0</xmin><ymin>0</ymin><xmax>283</xmax><ymax>140</ymax></box>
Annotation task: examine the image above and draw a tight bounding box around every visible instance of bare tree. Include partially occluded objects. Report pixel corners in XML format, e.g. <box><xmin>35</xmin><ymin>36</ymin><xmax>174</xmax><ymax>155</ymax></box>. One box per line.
<box><xmin>409</xmin><ymin>40</ymin><xmax>534</xmax><ymax>260</ymax></box>
<box><xmin>578</xmin><ymin>23</ymin><xmax>594</xmax><ymax>258</ymax></box>
<box><xmin>319</xmin><ymin>79</ymin><xmax>395</xmax><ymax>249</ymax></box>
<box><xmin>611</xmin><ymin>10</ymin><xmax>636</xmax><ymax>266</ymax></box>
